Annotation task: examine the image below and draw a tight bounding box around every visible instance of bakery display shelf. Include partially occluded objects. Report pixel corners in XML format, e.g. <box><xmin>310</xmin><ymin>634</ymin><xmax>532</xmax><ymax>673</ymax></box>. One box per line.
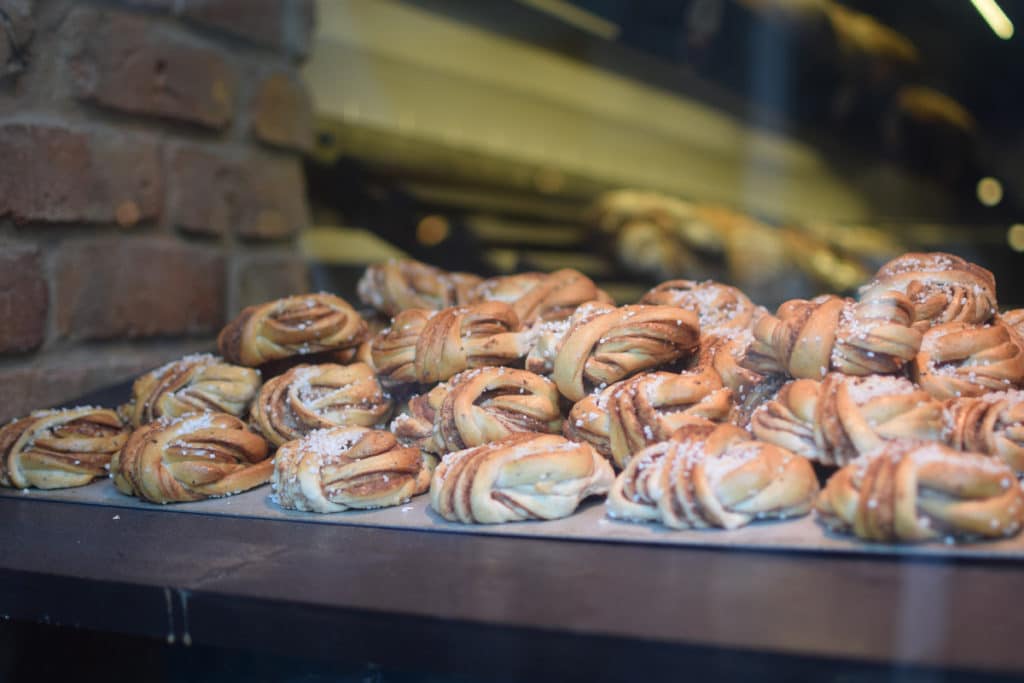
<box><xmin>5</xmin><ymin>380</ymin><xmax>1024</xmax><ymax>679</ymax></box>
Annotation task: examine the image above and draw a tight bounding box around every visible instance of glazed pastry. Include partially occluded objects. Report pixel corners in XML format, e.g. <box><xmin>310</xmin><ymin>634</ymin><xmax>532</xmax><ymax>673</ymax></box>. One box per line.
<box><xmin>392</xmin><ymin>367</ymin><xmax>561</xmax><ymax>455</ymax></box>
<box><xmin>742</xmin><ymin>292</ymin><xmax>920</xmax><ymax>379</ymax></box>
<box><xmin>816</xmin><ymin>440</ymin><xmax>1024</xmax><ymax>543</ymax></box>
<box><xmin>371</xmin><ymin>302</ymin><xmax>530</xmax><ymax>386</ymax></box>
<box><xmin>0</xmin><ymin>407</ymin><xmax>128</xmax><ymax>490</ymax></box>
<box><xmin>944</xmin><ymin>390</ymin><xmax>1024</xmax><ymax>474</ymax></box>
<box><xmin>218</xmin><ymin>293</ymin><xmax>368</xmax><ymax>367</ymax></box>
<box><xmin>532</xmin><ymin>302</ymin><xmax>700</xmax><ymax>401</ymax></box>
<box><xmin>250</xmin><ymin>363</ymin><xmax>391</xmax><ymax>448</ymax></box>
<box><xmin>357</xmin><ymin>259</ymin><xmax>481</xmax><ymax>316</ymax></box>
<box><xmin>911</xmin><ymin>321</ymin><xmax>1024</xmax><ymax>400</ymax></box>
<box><xmin>751</xmin><ymin>374</ymin><xmax>943</xmax><ymax>466</ymax></box>
<box><xmin>112</xmin><ymin>413</ymin><xmax>271</xmax><ymax>504</ymax></box>
<box><xmin>430</xmin><ymin>433</ymin><xmax>614</xmax><ymax>524</ymax></box>
<box><xmin>859</xmin><ymin>252</ymin><xmax>997</xmax><ymax>329</ymax></box>
<box><xmin>606</xmin><ymin>423</ymin><xmax>818</xmax><ymax>530</ymax></box>
<box><xmin>470</xmin><ymin>268</ymin><xmax>612</xmax><ymax>325</ymax></box>
<box><xmin>640</xmin><ymin>280</ymin><xmax>759</xmax><ymax>335</ymax></box>
<box><xmin>124</xmin><ymin>353</ymin><xmax>261</xmax><ymax>427</ymax></box>
<box><xmin>564</xmin><ymin>369</ymin><xmax>732</xmax><ymax>469</ymax></box>
<box><xmin>272</xmin><ymin>427</ymin><xmax>433</xmax><ymax>513</ymax></box>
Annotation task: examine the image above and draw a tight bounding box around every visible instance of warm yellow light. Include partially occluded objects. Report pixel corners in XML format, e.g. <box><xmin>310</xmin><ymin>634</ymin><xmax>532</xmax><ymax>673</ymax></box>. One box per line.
<box><xmin>971</xmin><ymin>0</ymin><xmax>1014</xmax><ymax>40</ymax></box>
<box><xmin>1008</xmin><ymin>224</ymin><xmax>1024</xmax><ymax>252</ymax></box>
<box><xmin>977</xmin><ymin>177</ymin><xmax>1004</xmax><ymax>206</ymax></box>
<box><xmin>416</xmin><ymin>215</ymin><xmax>450</xmax><ymax>246</ymax></box>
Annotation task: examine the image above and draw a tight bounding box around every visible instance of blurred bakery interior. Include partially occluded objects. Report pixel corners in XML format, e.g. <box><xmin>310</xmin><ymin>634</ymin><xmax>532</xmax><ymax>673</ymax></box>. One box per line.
<box><xmin>302</xmin><ymin>0</ymin><xmax>1024</xmax><ymax>309</ymax></box>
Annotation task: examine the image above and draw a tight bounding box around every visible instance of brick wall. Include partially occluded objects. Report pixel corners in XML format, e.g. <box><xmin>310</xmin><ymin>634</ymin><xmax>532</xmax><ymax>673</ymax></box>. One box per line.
<box><xmin>0</xmin><ymin>0</ymin><xmax>315</xmax><ymax>422</ymax></box>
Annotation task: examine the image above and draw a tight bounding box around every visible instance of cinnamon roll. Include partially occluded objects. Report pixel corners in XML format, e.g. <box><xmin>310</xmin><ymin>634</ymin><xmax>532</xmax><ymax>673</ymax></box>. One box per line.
<box><xmin>112</xmin><ymin>413</ymin><xmax>271</xmax><ymax>504</ymax></box>
<box><xmin>1001</xmin><ymin>309</ymin><xmax>1024</xmax><ymax>339</ymax></box>
<box><xmin>534</xmin><ymin>302</ymin><xmax>700</xmax><ymax>401</ymax></box>
<box><xmin>272</xmin><ymin>427</ymin><xmax>434</xmax><ymax>513</ymax></box>
<box><xmin>751</xmin><ymin>374</ymin><xmax>943</xmax><ymax>466</ymax></box>
<box><xmin>606</xmin><ymin>423</ymin><xmax>818</xmax><ymax>529</ymax></box>
<box><xmin>742</xmin><ymin>292</ymin><xmax>920</xmax><ymax>379</ymax></box>
<box><xmin>816</xmin><ymin>440</ymin><xmax>1024</xmax><ymax>543</ymax></box>
<box><xmin>564</xmin><ymin>369</ymin><xmax>732</xmax><ymax>469</ymax></box>
<box><xmin>125</xmin><ymin>353</ymin><xmax>261</xmax><ymax>427</ymax></box>
<box><xmin>218</xmin><ymin>293</ymin><xmax>368</xmax><ymax>367</ymax></box>
<box><xmin>944</xmin><ymin>390</ymin><xmax>1024</xmax><ymax>474</ymax></box>
<box><xmin>859</xmin><ymin>252</ymin><xmax>997</xmax><ymax>329</ymax></box>
<box><xmin>371</xmin><ymin>302</ymin><xmax>530</xmax><ymax>387</ymax></box>
<box><xmin>394</xmin><ymin>367</ymin><xmax>561</xmax><ymax>455</ymax></box>
<box><xmin>470</xmin><ymin>268</ymin><xmax>612</xmax><ymax>325</ymax></box>
<box><xmin>699</xmin><ymin>331</ymin><xmax>785</xmax><ymax>427</ymax></box>
<box><xmin>430</xmin><ymin>433</ymin><xmax>614</xmax><ymax>524</ymax></box>
<box><xmin>0</xmin><ymin>407</ymin><xmax>129</xmax><ymax>490</ymax></box>
<box><xmin>911</xmin><ymin>321</ymin><xmax>1024</xmax><ymax>400</ymax></box>
<box><xmin>250</xmin><ymin>362</ymin><xmax>391</xmax><ymax>448</ymax></box>
<box><xmin>640</xmin><ymin>280</ymin><xmax>759</xmax><ymax>335</ymax></box>
<box><xmin>357</xmin><ymin>259</ymin><xmax>481</xmax><ymax>316</ymax></box>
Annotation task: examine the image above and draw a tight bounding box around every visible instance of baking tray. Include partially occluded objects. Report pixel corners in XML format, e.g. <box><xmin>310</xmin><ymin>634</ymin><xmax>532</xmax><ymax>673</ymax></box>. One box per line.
<box><xmin>5</xmin><ymin>380</ymin><xmax>1024</xmax><ymax>562</ymax></box>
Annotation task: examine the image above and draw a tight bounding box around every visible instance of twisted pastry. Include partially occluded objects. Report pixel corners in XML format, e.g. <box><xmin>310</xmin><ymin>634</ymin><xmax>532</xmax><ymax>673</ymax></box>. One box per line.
<box><xmin>357</xmin><ymin>259</ymin><xmax>481</xmax><ymax>316</ymax></box>
<box><xmin>911</xmin><ymin>321</ymin><xmax>1024</xmax><ymax>400</ymax></box>
<box><xmin>272</xmin><ymin>427</ymin><xmax>433</xmax><ymax>513</ymax></box>
<box><xmin>470</xmin><ymin>268</ymin><xmax>613</xmax><ymax>325</ymax></box>
<box><xmin>606</xmin><ymin>423</ymin><xmax>818</xmax><ymax>529</ymax></box>
<box><xmin>751</xmin><ymin>373</ymin><xmax>943</xmax><ymax>466</ymax></box>
<box><xmin>112</xmin><ymin>413</ymin><xmax>271</xmax><ymax>504</ymax></box>
<box><xmin>0</xmin><ymin>407</ymin><xmax>128</xmax><ymax>490</ymax></box>
<box><xmin>125</xmin><ymin>353</ymin><xmax>261</xmax><ymax>427</ymax></box>
<box><xmin>538</xmin><ymin>302</ymin><xmax>700</xmax><ymax>401</ymax></box>
<box><xmin>218</xmin><ymin>293</ymin><xmax>368</xmax><ymax>367</ymax></box>
<box><xmin>859</xmin><ymin>252</ymin><xmax>997</xmax><ymax>329</ymax></box>
<box><xmin>742</xmin><ymin>292</ymin><xmax>920</xmax><ymax>379</ymax></box>
<box><xmin>430</xmin><ymin>433</ymin><xmax>614</xmax><ymax>524</ymax></box>
<box><xmin>564</xmin><ymin>369</ymin><xmax>732</xmax><ymax>469</ymax></box>
<box><xmin>944</xmin><ymin>390</ymin><xmax>1024</xmax><ymax>474</ymax></box>
<box><xmin>1001</xmin><ymin>309</ymin><xmax>1024</xmax><ymax>339</ymax></box>
<box><xmin>816</xmin><ymin>440</ymin><xmax>1024</xmax><ymax>543</ymax></box>
<box><xmin>640</xmin><ymin>280</ymin><xmax>758</xmax><ymax>335</ymax></box>
<box><xmin>692</xmin><ymin>331</ymin><xmax>784</xmax><ymax>427</ymax></box>
<box><xmin>393</xmin><ymin>367</ymin><xmax>562</xmax><ymax>455</ymax></box>
<box><xmin>371</xmin><ymin>302</ymin><xmax>530</xmax><ymax>386</ymax></box>
<box><xmin>250</xmin><ymin>362</ymin><xmax>391</xmax><ymax>448</ymax></box>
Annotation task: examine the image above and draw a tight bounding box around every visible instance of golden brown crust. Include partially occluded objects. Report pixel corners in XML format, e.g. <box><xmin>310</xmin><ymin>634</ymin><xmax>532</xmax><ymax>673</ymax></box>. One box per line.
<box><xmin>816</xmin><ymin>440</ymin><xmax>1024</xmax><ymax>543</ymax></box>
<box><xmin>111</xmin><ymin>413</ymin><xmax>271</xmax><ymax>504</ymax></box>
<box><xmin>742</xmin><ymin>292</ymin><xmax>920</xmax><ymax>379</ymax></box>
<box><xmin>751</xmin><ymin>374</ymin><xmax>943</xmax><ymax>466</ymax></box>
<box><xmin>470</xmin><ymin>269</ymin><xmax>613</xmax><ymax>326</ymax></box>
<box><xmin>0</xmin><ymin>407</ymin><xmax>129</xmax><ymax>490</ymax></box>
<box><xmin>911</xmin><ymin>321</ymin><xmax>1024</xmax><ymax>400</ymax></box>
<box><xmin>393</xmin><ymin>367</ymin><xmax>562</xmax><ymax>455</ymax></box>
<box><xmin>564</xmin><ymin>368</ymin><xmax>731</xmax><ymax>469</ymax></box>
<box><xmin>859</xmin><ymin>252</ymin><xmax>997</xmax><ymax>329</ymax></box>
<box><xmin>429</xmin><ymin>433</ymin><xmax>614</xmax><ymax>524</ymax></box>
<box><xmin>944</xmin><ymin>391</ymin><xmax>1024</xmax><ymax>474</ymax></box>
<box><xmin>125</xmin><ymin>354</ymin><xmax>261</xmax><ymax>427</ymax></box>
<box><xmin>640</xmin><ymin>280</ymin><xmax>758</xmax><ymax>335</ymax></box>
<box><xmin>371</xmin><ymin>302</ymin><xmax>530</xmax><ymax>387</ymax></box>
<box><xmin>357</xmin><ymin>259</ymin><xmax>481</xmax><ymax>316</ymax></box>
<box><xmin>607</xmin><ymin>423</ymin><xmax>819</xmax><ymax>529</ymax></box>
<box><xmin>271</xmin><ymin>426</ymin><xmax>434</xmax><ymax>513</ymax></box>
<box><xmin>249</xmin><ymin>363</ymin><xmax>391</xmax><ymax>448</ymax></box>
<box><xmin>218</xmin><ymin>293</ymin><xmax>368</xmax><ymax>367</ymax></box>
<box><xmin>539</xmin><ymin>303</ymin><xmax>700</xmax><ymax>401</ymax></box>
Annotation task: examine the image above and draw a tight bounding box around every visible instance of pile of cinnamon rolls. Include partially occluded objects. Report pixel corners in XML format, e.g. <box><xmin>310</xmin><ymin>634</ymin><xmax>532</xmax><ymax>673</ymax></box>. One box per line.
<box><xmin>4</xmin><ymin>253</ymin><xmax>1024</xmax><ymax>545</ymax></box>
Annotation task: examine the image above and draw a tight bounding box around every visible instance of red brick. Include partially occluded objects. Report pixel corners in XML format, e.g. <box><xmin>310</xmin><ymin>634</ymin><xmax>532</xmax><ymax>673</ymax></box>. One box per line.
<box><xmin>0</xmin><ymin>243</ymin><xmax>47</xmax><ymax>353</ymax></box>
<box><xmin>250</xmin><ymin>70</ymin><xmax>313</xmax><ymax>152</ymax></box>
<box><xmin>0</xmin><ymin>341</ymin><xmax>213</xmax><ymax>423</ymax></box>
<box><xmin>168</xmin><ymin>145</ymin><xmax>309</xmax><ymax>240</ymax></box>
<box><xmin>55</xmin><ymin>237</ymin><xmax>225</xmax><ymax>340</ymax></box>
<box><xmin>67</xmin><ymin>7</ymin><xmax>237</xmax><ymax>129</ymax></box>
<box><xmin>179</xmin><ymin>0</ymin><xmax>314</xmax><ymax>59</ymax></box>
<box><xmin>233</xmin><ymin>251</ymin><xmax>309</xmax><ymax>310</ymax></box>
<box><xmin>0</xmin><ymin>124</ymin><xmax>162</xmax><ymax>225</ymax></box>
